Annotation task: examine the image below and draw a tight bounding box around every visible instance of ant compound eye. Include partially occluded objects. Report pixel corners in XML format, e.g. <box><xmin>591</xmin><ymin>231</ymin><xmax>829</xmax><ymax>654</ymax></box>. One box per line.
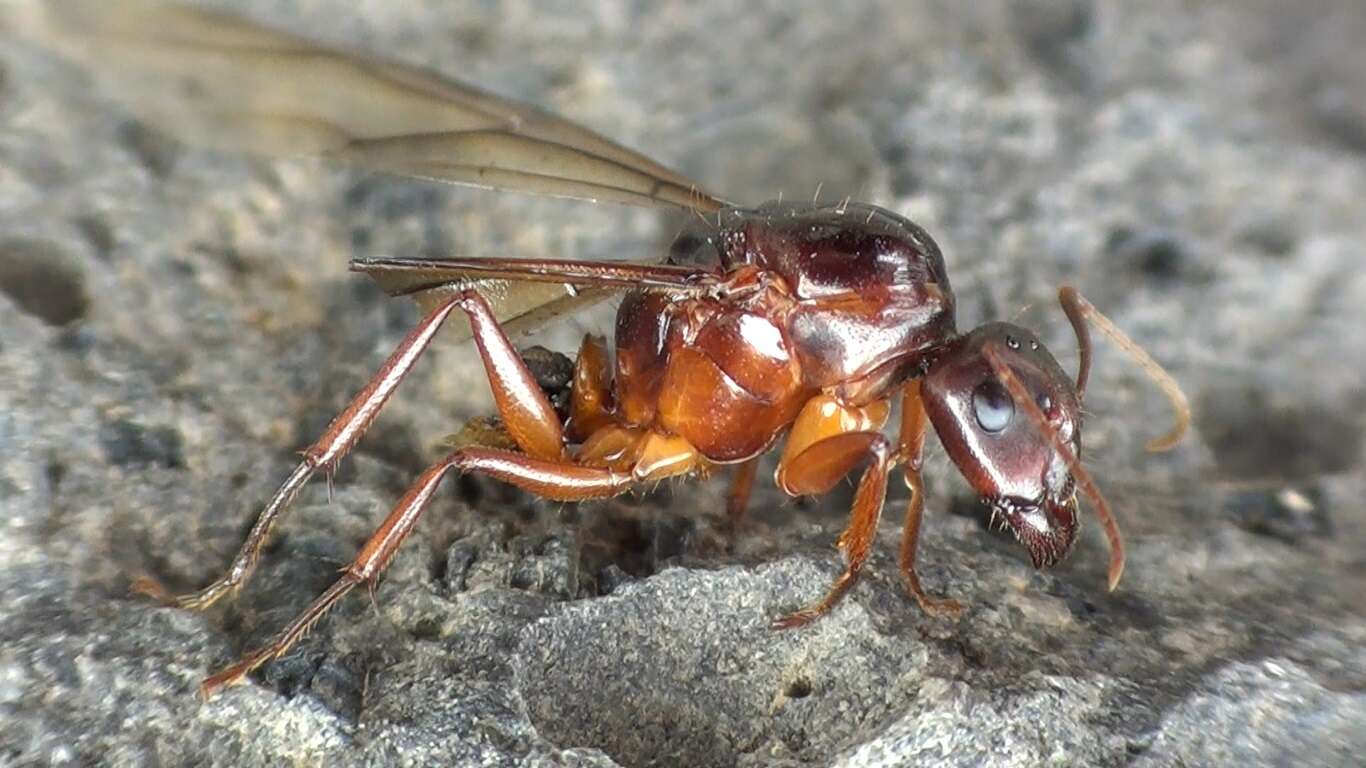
<box><xmin>1006</xmin><ymin>335</ymin><xmax>1020</xmax><ymax>350</ymax></box>
<box><xmin>972</xmin><ymin>379</ymin><xmax>1014</xmax><ymax>433</ymax></box>
<box><xmin>1030</xmin><ymin>339</ymin><xmax>1039</xmax><ymax>351</ymax></box>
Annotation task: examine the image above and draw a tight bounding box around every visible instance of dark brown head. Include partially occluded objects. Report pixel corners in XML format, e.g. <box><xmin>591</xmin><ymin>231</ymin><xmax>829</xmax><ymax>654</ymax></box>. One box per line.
<box><xmin>921</xmin><ymin>322</ymin><xmax>1083</xmax><ymax>569</ymax></box>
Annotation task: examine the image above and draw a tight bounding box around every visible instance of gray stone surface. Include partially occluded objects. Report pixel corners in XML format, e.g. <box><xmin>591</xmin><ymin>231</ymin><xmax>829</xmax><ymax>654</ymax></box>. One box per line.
<box><xmin>2</xmin><ymin>1</ymin><xmax>1365</xmax><ymax>766</ymax></box>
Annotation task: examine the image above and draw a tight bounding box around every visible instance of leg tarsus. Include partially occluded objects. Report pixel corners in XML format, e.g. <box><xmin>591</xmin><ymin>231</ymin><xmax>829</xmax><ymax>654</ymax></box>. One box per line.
<box><xmin>199</xmin><ymin>575</ymin><xmax>361</xmax><ymax>698</ymax></box>
<box><xmin>130</xmin><ymin>574</ymin><xmax>177</xmax><ymax>606</ymax></box>
<box><xmin>902</xmin><ymin>573</ymin><xmax>962</xmax><ymax>618</ymax></box>
<box><xmin>163</xmin><ymin>460</ymin><xmax>317</xmax><ymax>611</ymax></box>
<box><xmin>770</xmin><ymin>569</ymin><xmax>860</xmax><ymax>630</ymax></box>
<box><xmin>900</xmin><ymin>466</ymin><xmax>962</xmax><ymax>619</ymax></box>
<box><xmin>771</xmin><ymin>433</ymin><xmax>890</xmax><ymax>630</ymax></box>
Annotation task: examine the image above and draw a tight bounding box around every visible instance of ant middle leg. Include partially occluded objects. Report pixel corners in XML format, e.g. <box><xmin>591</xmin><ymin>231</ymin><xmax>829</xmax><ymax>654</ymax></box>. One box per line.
<box><xmin>201</xmin><ymin>424</ymin><xmax>705</xmax><ymax>694</ymax></box>
<box><xmin>199</xmin><ymin>447</ymin><xmax>634</xmax><ymax>696</ymax></box>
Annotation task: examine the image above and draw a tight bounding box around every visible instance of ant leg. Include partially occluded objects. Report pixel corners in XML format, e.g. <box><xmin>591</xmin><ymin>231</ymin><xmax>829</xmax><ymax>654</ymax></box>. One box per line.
<box><xmin>199</xmin><ymin>446</ymin><xmax>633</xmax><ymax>697</ymax></box>
<box><xmin>137</xmin><ymin>293</ymin><xmax>468</xmax><ymax>611</ymax></box>
<box><xmin>567</xmin><ymin>334</ymin><xmax>614</xmax><ymax>442</ymax></box>
<box><xmin>725</xmin><ymin>458</ymin><xmax>760</xmax><ymax>529</ymax></box>
<box><xmin>771</xmin><ymin>430</ymin><xmax>890</xmax><ymax>630</ymax></box>
<box><xmin>147</xmin><ymin>288</ymin><xmax>569</xmax><ymax>611</ymax></box>
<box><xmin>457</xmin><ymin>290</ymin><xmax>567</xmax><ymax>462</ymax></box>
<box><xmin>897</xmin><ymin>379</ymin><xmax>961</xmax><ymax>617</ymax></box>
<box><xmin>899</xmin><ymin>471</ymin><xmax>962</xmax><ymax>617</ymax></box>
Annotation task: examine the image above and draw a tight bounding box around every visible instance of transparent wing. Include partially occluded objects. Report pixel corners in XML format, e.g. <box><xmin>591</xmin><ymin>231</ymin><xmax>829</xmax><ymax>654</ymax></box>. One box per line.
<box><xmin>405</xmin><ymin>280</ymin><xmax>618</xmax><ymax>344</ymax></box>
<box><xmin>352</xmin><ymin>256</ymin><xmax>718</xmax><ymax>343</ymax></box>
<box><xmin>6</xmin><ymin>0</ymin><xmax>729</xmax><ymax>212</ymax></box>
<box><xmin>4</xmin><ymin>0</ymin><xmax>735</xmax><ymax>340</ymax></box>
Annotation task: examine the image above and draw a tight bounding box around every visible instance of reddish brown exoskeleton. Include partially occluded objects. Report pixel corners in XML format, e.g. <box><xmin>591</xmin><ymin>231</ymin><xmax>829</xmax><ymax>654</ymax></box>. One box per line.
<box><xmin>17</xmin><ymin>1</ymin><xmax>1190</xmax><ymax>696</ymax></box>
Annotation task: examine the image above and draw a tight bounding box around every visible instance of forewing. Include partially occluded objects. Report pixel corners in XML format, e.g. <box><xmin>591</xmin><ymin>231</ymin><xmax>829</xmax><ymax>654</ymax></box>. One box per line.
<box><xmin>404</xmin><ymin>280</ymin><xmax>619</xmax><ymax>345</ymax></box>
<box><xmin>7</xmin><ymin>0</ymin><xmax>729</xmax><ymax>211</ymax></box>
<box><xmin>353</xmin><ymin>256</ymin><xmax>717</xmax><ymax>343</ymax></box>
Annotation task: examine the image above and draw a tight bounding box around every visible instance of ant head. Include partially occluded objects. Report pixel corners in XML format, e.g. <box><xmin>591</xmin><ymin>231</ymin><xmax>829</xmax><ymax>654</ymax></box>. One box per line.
<box><xmin>922</xmin><ymin>322</ymin><xmax>1083</xmax><ymax>570</ymax></box>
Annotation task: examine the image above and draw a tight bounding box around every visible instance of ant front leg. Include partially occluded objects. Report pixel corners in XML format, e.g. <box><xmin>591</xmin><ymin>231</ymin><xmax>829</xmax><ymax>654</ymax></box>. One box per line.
<box><xmin>770</xmin><ymin>394</ymin><xmax>891</xmax><ymax>629</ymax></box>
<box><xmin>897</xmin><ymin>379</ymin><xmax>962</xmax><ymax>617</ymax></box>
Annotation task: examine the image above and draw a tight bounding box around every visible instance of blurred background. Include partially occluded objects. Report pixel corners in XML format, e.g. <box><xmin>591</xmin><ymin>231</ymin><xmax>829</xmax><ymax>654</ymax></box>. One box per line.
<box><xmin>1</xmin><ymin>1</ymin><xmax>1363</xmax><ymax>765</ymax></box>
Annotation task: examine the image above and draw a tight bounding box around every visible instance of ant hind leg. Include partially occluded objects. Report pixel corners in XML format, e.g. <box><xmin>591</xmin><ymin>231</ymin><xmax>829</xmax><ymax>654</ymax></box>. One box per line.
<box><xmin>136</xmin><ymin>293</ymin><xmax>470</xmax><ymax>611</ymax></box>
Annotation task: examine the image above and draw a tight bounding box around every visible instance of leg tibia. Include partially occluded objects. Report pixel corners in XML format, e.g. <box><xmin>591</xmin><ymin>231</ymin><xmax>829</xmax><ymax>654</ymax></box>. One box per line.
<box><xmin>772</xmin><ymin>431</ymin><xmax>891</xmax><ymax>629</ymax></box>
<box><xmin>144</xmin><ymin>294</ymin><xmax>466</xmax><ymax>611</ymax></box>
<box><xmin>199</xmin><ymin>446</ymin><xmax>637</xmax><ymax>696</ymax></box>
<box><xmin>897</xmin><ymin>379</ymin><xmax>961</xmax><ymax>617</ymax></box>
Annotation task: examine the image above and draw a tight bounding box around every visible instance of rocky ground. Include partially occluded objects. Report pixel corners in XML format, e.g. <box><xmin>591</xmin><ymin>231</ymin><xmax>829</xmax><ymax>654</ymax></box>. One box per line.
<box><xmin>1</xmin><ymin>1</ymin><xmax>1364</xmax><ymax>766</ymax></box>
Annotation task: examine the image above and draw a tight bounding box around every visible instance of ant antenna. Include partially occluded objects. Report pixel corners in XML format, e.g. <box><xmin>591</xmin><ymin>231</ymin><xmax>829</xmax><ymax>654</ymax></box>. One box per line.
<box><xmin>1060</xmin><ymin>289</ymin><xmax>1092</xmax><ymax>398</ymax></box>
<box><xmin>982</xmin><ymin>343</ymin><xmax>1125</xmax><ymax>591</ymax></box>
<box><xmin>1059</xmin><ymin>286</ymin><xmax>1189</xmax><ymax>451</ymax></box>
